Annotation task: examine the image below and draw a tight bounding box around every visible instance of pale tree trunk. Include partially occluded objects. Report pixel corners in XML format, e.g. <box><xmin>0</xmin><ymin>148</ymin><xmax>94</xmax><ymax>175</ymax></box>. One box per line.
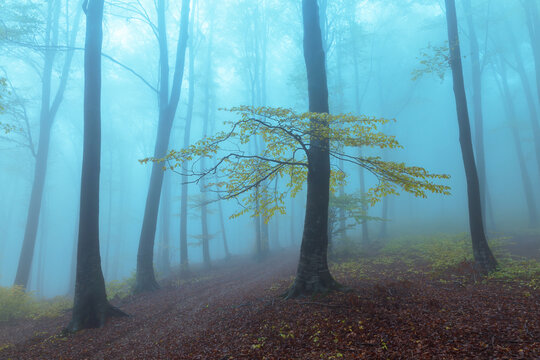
<box><xmin>157</xmin><ymin>173</ymin><xmax>171</xmax><ymax>276</ymax></box>
<box><xmin>14</xmin><ymin>0</ymin><xmax>82</xmax><ymax>289</ymax></box>
<box><xmin>200</xmin><ymin>7</ymin><xmax>212</xmax><ymax>268</ymax></box>
<box><xmin>507</xmin><ymin>30</ymin><xmax>540</xmax><ymax>180</ymax></box>
<box><xmin>216</xmin><ymin>194</ymin><xmax>230</xmax><ymax>259</ymax></box>
<box><xmin>67</xmin><ymin>0</ymin><xmax>126</xmax><ymax>332</ymax></box>
<box><xmin>495</xmin><ymin>57</ymin><xmax>538</xmax><ymax>227</ymax></box>
<box><xmin>445</xmin><ymin>0</ymin><xmax>496</xmax><ymax>273</ymax></box>
<box><xmin>352</xmin><ymin>36</ymin><xmax>370</xmax><ymax>244</ymax></box>
<box><xmin>179</xmin><ymin>2</ymin><xmax>197</xmax><ymax>274</ymax></box>
<box><xmin>523</xmin><ymin>0</ymin><xmax>540</xmax><ymax>105</ymax></box>
<box><xmin>135</xmin><ymin>0</ymin><xmax>190</xmax><ymax>292</ymax></box>
<box><xmin>286</xmin><ymin>0</ymin><xmax>341</xmax><ymax>298</ymax></box>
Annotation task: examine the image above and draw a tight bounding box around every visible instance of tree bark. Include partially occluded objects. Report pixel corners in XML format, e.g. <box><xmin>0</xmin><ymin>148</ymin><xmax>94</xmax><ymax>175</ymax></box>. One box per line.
<box><xmin>135</xmin><ymin>0</ymin><xmax>190</xmax><ymax>293</ymax></box>
<box><xmin>286</xmin><ymin>0</ymin><xmax>341</xmax><ymax>298</ymax></box>
<box><xmin>14</xmin><ymin>0</ymin><xmax>81</xmax><ymax>289</ymax></box>
<box><xmin>463</xmin><ymin>0</ymin><xmax>488</xmax><ymax>226</ymax></box>
<box><xmin>444</xmin><ymin>0</ymin><xmax>496</xmax><ymax>273</ymax></box>
<box><xmin>66</xmin><ymin>0</ymin><xmax>126</xmax><ymax>332</ymax></box>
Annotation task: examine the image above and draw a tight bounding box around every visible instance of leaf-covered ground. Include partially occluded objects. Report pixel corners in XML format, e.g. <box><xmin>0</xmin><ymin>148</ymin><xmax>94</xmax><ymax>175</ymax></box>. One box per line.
<box><xmin>0</xmin><ymin>235</ymin><xmax>539</xmax><ymax>359</ymax></box>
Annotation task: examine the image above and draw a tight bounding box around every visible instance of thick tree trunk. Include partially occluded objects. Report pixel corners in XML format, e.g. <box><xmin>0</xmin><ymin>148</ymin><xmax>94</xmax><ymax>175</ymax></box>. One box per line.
<box><xmin>444</xmin><ymin>0</ymin><xmax>496</xmax><ymax>273</ymax></box>
<box><xmin>67</xmin><ymin>0</ymin><xmax>126</xmax><ymax>332</ymax></box>
<box><xmin>14</xmin><ymin>0</ymin><xmax>81</xmax><ymax>289</ymax></box>
<box><xmin>286</xmin><ymin>0</ymin><xmax>341</xmax><ymax>298</ymax></box>
<box><xmin>135</xmin><ymin>0</ymin><xmax>190</xmax><ymax>292</ymax></box>
<box><xmin>496</xmin><ymin>58</ymin><xmax>538</xmax><ymax>227</ymax></box>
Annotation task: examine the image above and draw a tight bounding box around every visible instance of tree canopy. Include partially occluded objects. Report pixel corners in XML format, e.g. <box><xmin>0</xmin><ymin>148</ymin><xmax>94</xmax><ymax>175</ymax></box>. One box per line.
<box><xmin>142</xmin><ymin>106</ymin><xmax>451</xmax><ymax>222</ymax></box>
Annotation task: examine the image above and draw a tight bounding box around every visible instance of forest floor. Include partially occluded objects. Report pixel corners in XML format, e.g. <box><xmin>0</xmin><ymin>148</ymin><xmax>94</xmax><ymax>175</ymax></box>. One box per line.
<box><xmin>0</xmin><ymin>234</ymin><xmax>539</xmax><ymax>359</ymax></box>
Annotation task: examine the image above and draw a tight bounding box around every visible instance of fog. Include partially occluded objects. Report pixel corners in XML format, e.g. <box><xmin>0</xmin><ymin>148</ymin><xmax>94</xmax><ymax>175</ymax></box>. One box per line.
<box><xmin>0</xmin><ymin>0</ymin><xmax>538</xmax><ymax>299</ymax></box>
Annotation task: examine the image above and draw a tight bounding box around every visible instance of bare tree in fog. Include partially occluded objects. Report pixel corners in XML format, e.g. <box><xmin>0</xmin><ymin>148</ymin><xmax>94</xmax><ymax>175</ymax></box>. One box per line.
<box><xmin>135</xmin><ymin>0</ymin><xmax>191</xmax><ymax>293</ymax></box>
<box><xmin>14</xmin><ymin>0</ymin><xmax>82</xmax><ymax>289</ymax></box>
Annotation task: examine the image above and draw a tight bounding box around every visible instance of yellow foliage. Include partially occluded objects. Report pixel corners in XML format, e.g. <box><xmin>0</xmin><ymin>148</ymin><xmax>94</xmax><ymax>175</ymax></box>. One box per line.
<box><xmin>141</xmin><ymin>106</ymin><xmax>450</xmax><ymax>222</ymax></box>
<box><xmin>0</xmin><ymin>286</ymin><xmax>71</xmax><ymax>322</ymax></box>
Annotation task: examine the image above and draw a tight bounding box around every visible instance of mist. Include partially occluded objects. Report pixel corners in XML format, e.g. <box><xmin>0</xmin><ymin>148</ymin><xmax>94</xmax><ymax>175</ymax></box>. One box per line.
<box><xmin>0</xmin><ymin>0</ymin><xmax>539</xmax><ymax>357</ymax></box>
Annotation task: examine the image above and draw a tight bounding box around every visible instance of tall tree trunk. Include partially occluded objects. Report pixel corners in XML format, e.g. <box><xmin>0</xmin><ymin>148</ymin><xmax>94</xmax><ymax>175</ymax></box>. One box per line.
<box><xmin>103</xmin><ymin>153</ymin><xmax>113</xmax><ymax>279</ymax></box>
<box><xmin>286</xmin><ymin>0</ymin><xmax>340</xmax><ymax>298</ymax></box>
<box><xmin>352</xmin><ymin>38</ymin><xmax>370</xmax><ymax>244</ymax></box>
<box><xmin>495</xmin><ymin>58</ymin><xmax>538</xmax><ymax>227</ymax></box>
<box><xmin>464</xmin><ymin>0</ymin><xmax>488</xmax><ymax>226</ymax></box>
<box><xmin>200</xmin><ymin>10</ymin><xmax>211</xmax><ymax>268</ymax></box>
<box><xmin>135</xmin><ymin>0</ymin><xmax>190</xmax><ymax>293</ymax></box>
<box><xmin>444</xmin><ymin>0</ymin><xmax>496</xmax><ymax>273</ymax></box>
<box><xmin>216</xmin><ymin>195</ymin><xmax>230</xmax><ymax>259</ymax></box>
<box><xmin>179</xmin><ymin>3</ymin><xmax>196</xmax><ymax>273</ymax></box>
<box><xmin>68</xmin><ymin>217</ymin><xmax>78</xmax><ymax>296</ymax></box>
<box><xmin>523</xmin><ymin>0</ymin><xmax>540</xmax><ymax>105</ymax></box>
<box><xmin>508</xmin><ymin>31</ymin><xmax>540</xmax><ymax>179</ymax></box>
<box><xmin>290</xmin><ymin>196</ymin><xmax>295</xmax><ymax>246</ymax></box>
<box><xmin>67</xmin><ymin>0</ymin><xmax>126</xmax><ymax>332</ymax></box>
<box><xmin>14</xmin><ymin>0</ymin><xmax>81</xmax><ymax>289</ymax></box>
<box><xmin>157</xmin><ymin>172</ymin><xmax>171</xmax><ymax>276</ymax></box>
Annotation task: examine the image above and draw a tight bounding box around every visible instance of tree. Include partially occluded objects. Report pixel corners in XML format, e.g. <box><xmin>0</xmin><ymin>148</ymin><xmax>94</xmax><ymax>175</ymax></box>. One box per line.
<box><xmin>492</xmin><ymin>56</ymin><xmax>538</xmax><ymax>227</ymax></box>
<box><xmin>179</xmin><ymin>0</ymin><xmax>197</xmax><ymax>274</ymax></box>
<box><xmin>67</xmin><ymin>0</ymin><xmax>126</xmax><ymax>332</ymax></box>
<box><xmin>522</xmin><ymin>0</ymin><xmax>540</xmax><ymax>105</ymax></box>
<box><xmin>14</xmin><ymin>0</ymin><xmax>82</xmax><ymax>289</ymax></box>
<box><xmin>463</xmin><ymin>0</ymin><xmax>488</xmax><ymax>226</ymax></box>
<box><xmin>444</xmin><ymin>0</ymin><xmax>497</xmax><ymax>273</ymax></box>
<box><xmin>135</xmin><ymin>0</ymin><xmax>191</xmax><ymax>293</ymax></box>
<box><xmin>147</xmin><ymin>0</ymin><xmax>448</xmax><ymax>298</ymax></box>
<box><xmin>144</xmin><ymin>106</ymin><xmax>450</xmax><ymax>293</ymax></box>
<box><xmin>327</xmin><ymin>192</ymin><xmax>377</xmax><ymax>249</ymax></box>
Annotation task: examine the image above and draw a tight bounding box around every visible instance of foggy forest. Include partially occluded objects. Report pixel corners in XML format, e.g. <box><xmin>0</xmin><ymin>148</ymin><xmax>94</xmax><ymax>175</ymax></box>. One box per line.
<box><xmin>0</xmin><ymin>0</ymin><xmax>539</xmax><ymax>358</ymax></box>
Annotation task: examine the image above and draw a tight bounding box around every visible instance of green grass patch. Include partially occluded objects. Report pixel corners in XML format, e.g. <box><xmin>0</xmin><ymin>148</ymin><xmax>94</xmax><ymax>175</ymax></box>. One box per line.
<box><xmin>0</xmin><ymin>286</ymin><xmax>71</xmax><ymax>322</ymax></box>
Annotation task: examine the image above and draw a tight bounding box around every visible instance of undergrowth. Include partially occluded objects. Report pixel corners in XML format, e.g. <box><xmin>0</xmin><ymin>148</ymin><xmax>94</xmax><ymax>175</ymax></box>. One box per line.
<box><xmin>0</xmin><ymin>286</ymin><xmax>71</xmax><ymax>322</ymax></box>
<box><xmin>106</xmin><ymin>272</ymin><xmax>136</xmax><ymax>301</ymax></box>
<box><xmin>330</xmin><ymin>233</ymin><xmax>540</xmax><ymax>288</ymax></box>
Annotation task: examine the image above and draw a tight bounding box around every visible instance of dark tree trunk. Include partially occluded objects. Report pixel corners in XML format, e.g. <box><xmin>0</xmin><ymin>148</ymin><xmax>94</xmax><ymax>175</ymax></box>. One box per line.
<box><xmin>67</xmin><ymin>0</ymin><xmax>126</xmax><ymax>332</ymax></box>
<box><xmin>444</xmin><ymin>0</ymin><xmax>496</xmax><ymax>273</ymax></box>
<box><xmin>103</xmin><ymin>154</ymin><xmax>113</xmax><ymax>279</ymax></box>
<box><xmin>290</xmin><ymin>197</ymin><xmax>295</xmax><ymax>246</ymax></box>
<box><xmin>464</xmin><ymin>0</ymin><xmax>488</xmax><ymax>226</ymax></box>
<box><xmin>135</xmin><ymin>0</ymin><xmax>190</xmax><ymax>293</ymax></box>
<box><xmin>495</xmin><ymin>58</ymin><xmax>538</xmax><ymax>227</ymax></box>
<box><xmin>286</xmin><ymin>0</ymin><xmax>340</xmax><ymax>298</ymax></box>
<box><xmin>14</xmin><ymin>0</ymin><xmax>81</xmax><ymax>289</ymax></box>
<box><xmin>179</xmin><ymin>2</ymin><xmax>196</xmax><ymax>274</ymax></box>
<box><xmin>68</xmin><ymin>218</ymin><xmax>78</xmax><ymax>296</ymax></box>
